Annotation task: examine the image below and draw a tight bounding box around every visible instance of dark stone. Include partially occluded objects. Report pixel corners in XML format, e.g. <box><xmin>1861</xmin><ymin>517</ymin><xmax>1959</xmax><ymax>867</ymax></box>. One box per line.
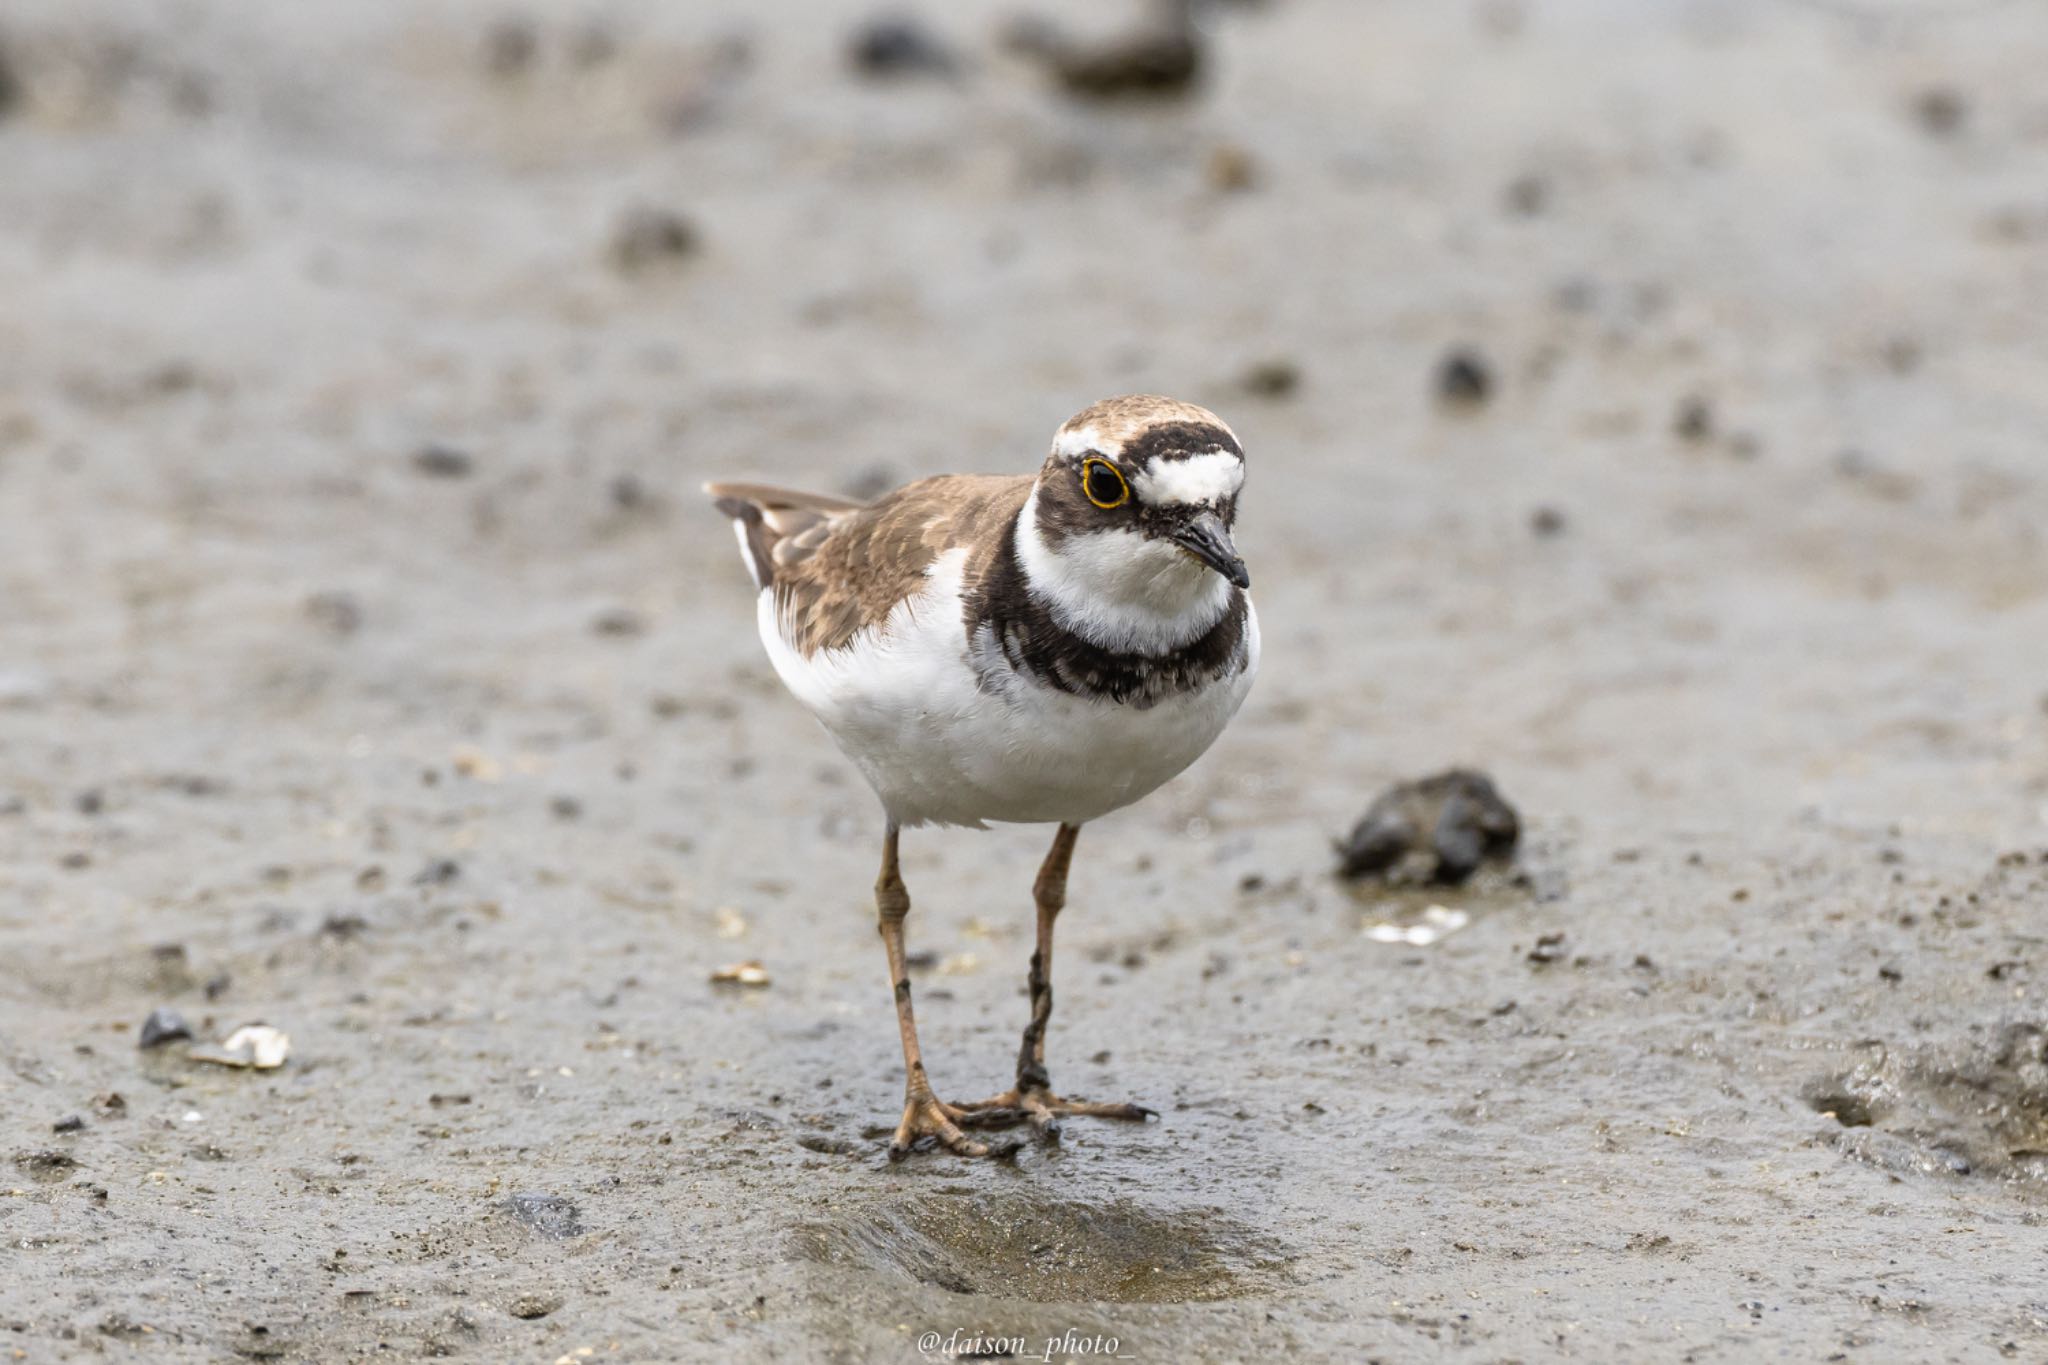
<box><xmin>139</xmin><ymin>1007</ymin><xmax>193</xmax><ymax>1049</ymax></box>
<box><xmin>608</xmin><ymin>474</ymin><xmax>647</xmax><ymax>510</ymax></box>
<box><xmin>482</xmin><ymin>20</ymin><xmax>538</xmax><ymax>78</ymax></box>
<box><xmin>1008</xmin><ymin>11</ymin><xmax>1202</xmax><ymax>100</ymax></box>
<box><xmin>1503</xmin><ymin>173</ymin><xmax>1548</xmax><ymax>216</ymax></box>
<box><xmin>304</xmin><ymin>591</ymin><xmax>364</xmax><ymax>636</ymax></box>
<box><xmin>414</xmin><ymin>859</ymin><xmax>461</xmax><ymax>887</ymax></box>
<box><xmin>848</xmin><ymin>16</ymin><xmax>958</xmax><ymax>78</ymax></box>
<box><xmin>610</xmin><ymin>207</ymin><xmax>699</xmax><ymax>274</ymax></box>
<box><xmin>591</xmin><ymin>608</ymin><xmax>646</xmax><ymax>637</ymax></box>
<box><xmin>1435</xmin><ymin>348</ymin><xmax>1493</xmax><ymax>406</ymax></box>
<box><xmin>1336</xmin><ymin>769</ymin><xmax>1521</xmax><ymax>885</ymax></box>
<box><xmin>1054</xmin><ymin>29</ymin><xmax>1200</xmax><ymax>99</ymax></box>
<box><xmin>1241</xmin><ymin>359</ymin><xmax>1301</xmax><ymax>398</ymax></box>
<box><xmin>1913</xmin><ymin>86</ymin><xmax>1966</xmax><ymax>138</ymax></box>
<box><xmin>1674</xmin><ymin>395</ymin><xmax>1714</xmax><ymax>442</ymax></box>
<box><xmin>320</xmin><ymin>912</ymin><xmax>369</xmax><ymax>939</ymax></box>
<box><xmin>52</xmin><ymin>1115</ymin><xmax>85</xmax><ymax>1134</ymax></box>
<box><xmin>412</xmin><ymin>445</ymin><xmax>474</xmax><ymax>479</ymax></box>
<box><xmin>1529</xmin><ymin>505</ymin><xmax>1568</xmax><ymax>537</ymax></box>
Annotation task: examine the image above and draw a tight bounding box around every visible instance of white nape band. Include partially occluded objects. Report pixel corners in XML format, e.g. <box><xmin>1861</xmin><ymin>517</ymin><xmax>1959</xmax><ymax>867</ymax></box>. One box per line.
<box><xmin>1129</xmin><ymin>451</ymin><xmax>1244</xmax><ymax>507</ymax></box>
<box><xmin>1015</xmin><ymin>493</ymin><xmax>1233</xmax><ymax>656</ymax></box>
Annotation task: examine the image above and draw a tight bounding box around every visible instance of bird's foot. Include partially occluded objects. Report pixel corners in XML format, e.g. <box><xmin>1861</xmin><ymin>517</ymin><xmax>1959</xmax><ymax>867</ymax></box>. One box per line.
<box><xmin>888</xmin><ymin>1092</ymin><xmax>1024</xmax><ymax>1162</ymax></box>
<box><xmin>955</xmin><ymin>1086</ymin><xmax>1156</xmax><ymax>1143</ymax></box>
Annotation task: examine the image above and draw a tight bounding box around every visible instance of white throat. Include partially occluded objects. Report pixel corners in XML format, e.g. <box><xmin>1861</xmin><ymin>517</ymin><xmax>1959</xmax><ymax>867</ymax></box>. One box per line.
<box><xmin>1014</xmin><ymin>492</ymin><xmax>1235</xmax><ymax>656</ymax></box>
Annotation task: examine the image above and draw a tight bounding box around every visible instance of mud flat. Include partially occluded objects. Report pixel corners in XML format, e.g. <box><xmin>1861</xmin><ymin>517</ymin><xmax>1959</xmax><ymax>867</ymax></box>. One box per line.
<box><xmin>2</xmin><ymin>0</ymin><xmax>2046</xmax><ymax>1359</ymax></box>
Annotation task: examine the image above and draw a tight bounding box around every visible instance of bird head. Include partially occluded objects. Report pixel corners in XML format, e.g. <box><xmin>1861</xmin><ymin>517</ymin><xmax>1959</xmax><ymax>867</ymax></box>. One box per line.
<box><xmin>1028</xmin><ymin>394</ymin><xmax>1249</xmax><ymax>591</ymax></box>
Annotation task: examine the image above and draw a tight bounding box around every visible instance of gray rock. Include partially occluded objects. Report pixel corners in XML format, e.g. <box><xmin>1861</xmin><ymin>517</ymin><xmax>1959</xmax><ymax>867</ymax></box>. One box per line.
<box><xmin>1337</xmin><ymin>769</ymin><xmax>1521</xmax><ymax>885</ymax></box>
<box><xmin>139</xmin><ymin>1007</ymin><xmax>194</xmax><ymax>1049</ymax></box>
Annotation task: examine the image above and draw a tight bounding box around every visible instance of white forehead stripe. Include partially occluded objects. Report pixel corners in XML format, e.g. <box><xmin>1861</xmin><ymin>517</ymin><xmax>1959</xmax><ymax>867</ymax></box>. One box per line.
<box><xmin>1129</xmin><ymin>451</ymin><xmax>1244</xmax><ymax>506</ymax></box>
<box><xmin>1054</xmin><ymin>425</ymin><xmax>1107</xmax><ymax>459</ymax></box>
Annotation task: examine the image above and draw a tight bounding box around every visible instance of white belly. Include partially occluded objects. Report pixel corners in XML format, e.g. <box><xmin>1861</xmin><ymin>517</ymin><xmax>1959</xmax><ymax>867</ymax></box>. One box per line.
<box><xmin>755</xmin><ymin>550</ymin><xmax>1259</xmax><ymax>829</ymax></box>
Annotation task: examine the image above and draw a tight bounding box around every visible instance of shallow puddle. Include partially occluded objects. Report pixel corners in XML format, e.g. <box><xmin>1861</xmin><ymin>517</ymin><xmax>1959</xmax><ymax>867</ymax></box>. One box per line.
<box><xmin>793</xmin><ymin>1190</ymin><xmax>1288</xmax><ymax>1303</ymax></box>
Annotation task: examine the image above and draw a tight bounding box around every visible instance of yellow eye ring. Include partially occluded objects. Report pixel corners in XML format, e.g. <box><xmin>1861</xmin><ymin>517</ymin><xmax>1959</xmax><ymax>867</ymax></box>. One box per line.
<box><xmin>1080</xmin><ymin>458</ymin><xmax>1129</xmax><ymax>509</ymax></box>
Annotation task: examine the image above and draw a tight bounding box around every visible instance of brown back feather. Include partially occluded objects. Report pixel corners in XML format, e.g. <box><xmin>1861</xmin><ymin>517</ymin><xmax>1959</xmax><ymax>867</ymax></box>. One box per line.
<box><xmin>706</xmin><ymin>475</ymin><xmax>1031</xmax><ymax>655</ymax></box>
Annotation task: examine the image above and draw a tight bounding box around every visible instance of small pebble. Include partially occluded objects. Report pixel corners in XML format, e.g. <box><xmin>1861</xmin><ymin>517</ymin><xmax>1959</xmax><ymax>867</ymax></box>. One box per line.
<box><xmin>483</xmin><ymin>20</ymin><xmax>538</xmax><ymax>77</ymax></box>
<box><xmin>591</xmin><ymin>608</ymin><xmax>646</xmax><ymax>637</ymax></box>
<box><xmin>608</xmin><ymin>475</ymin><xmax>648</xmax><ymax>511</ymax></box>
<box><xmin>1435</xmin><ymin>348</ymin><xmax>1493</xmax><ymax>407</ymax></box>
<box><xmin>304</xmin><ymin>591</ymin><xmax>364</xmax><ymax>636</ymax></box>
<box><xmin>52</xmin><ymin>1115</ymin><xmax>86</xmax><ymax>1134</ymax></box>
<box><xmin>412</xmin><ymin>445</ymin><xmax>474</xmax><ymax>479</ymax></box>
<box><xmin>139</xmin><ymin>1007</ymin><xmax>193</xmax><ymax>1049</ymax></box>
<box><xmin>1007</xmin><ymin>13</ymin><xmax>1201</xmax><ymax>100</ymax></box>
<box><xmin>1674</xmin><ymin>395</ymin><xmax>1714</xmax><ymax>442</ymax></box>
<box><xmin>1530</xmin><ymin>505</ymin><xmax>1568</xmax><ymax>537</ymax></box>
<box><xmin>414</xmin><ymin>859</ymin><xmax>462</xmax><ymax>886</ymax></box>
<box><xmin>1912</xmin><ymin>86</ymin><xmax>1966</xmax><ymax>138</ymax></box>
<box><xmin>848</xmin><ymin>15</ymin><xmax>957</xmax><ymax>78</ymax></box>
<box><xmin>1207</xmin><ymin>144</ymin><xmax>1258</xmax><ymax>193</ymax></box>
<box><xmin>610</xmin><ymin>207</ymin><xmax>699</xmax><ymax>274</ymax></box>
<box><xmin>1240</xmin><ymin>359</ymin><xmax>1301</xmax><ymax>398</ymax></box>
<box><xmin>1503</xmin><ymin>173</ymin><xmax>1548</xmax><ymax>216</ymax></box>
<box><xmin>1053</xmin><ymin>29</ymin><xmax>1200</xmax><ymax>99</ymax></box>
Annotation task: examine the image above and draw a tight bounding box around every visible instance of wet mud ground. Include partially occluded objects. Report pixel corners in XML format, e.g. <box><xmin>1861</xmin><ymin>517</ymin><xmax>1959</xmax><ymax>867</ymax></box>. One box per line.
<box><xmin>4</xmin><ymin>0</ymin><xmax>2048</xmax><ymax>1359</ymax></box>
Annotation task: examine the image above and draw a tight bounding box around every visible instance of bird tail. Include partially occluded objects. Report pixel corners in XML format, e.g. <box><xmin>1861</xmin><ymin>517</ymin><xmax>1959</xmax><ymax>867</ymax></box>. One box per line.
<box><xmin>703</xmin><ymin>482</ymin><xmax>867</xmax><ymax>591</ymax></box>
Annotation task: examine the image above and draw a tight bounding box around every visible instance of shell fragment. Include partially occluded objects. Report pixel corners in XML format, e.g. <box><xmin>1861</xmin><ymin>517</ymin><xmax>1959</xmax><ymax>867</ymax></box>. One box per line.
<box><xmin>1364</xmin><ymin>904</ymin><xmax>1470</xmax><ymax>947</ymax></box>
<box><xmin>189</xmin><ymin>1024</ymin><xmax>291</xmax><ymax>1069</ymax></box>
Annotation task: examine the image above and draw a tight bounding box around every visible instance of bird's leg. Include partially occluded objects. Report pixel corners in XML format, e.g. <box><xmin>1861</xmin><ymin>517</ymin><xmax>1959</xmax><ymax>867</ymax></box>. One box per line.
<box><xmin>957</xmin><ymin>823</ymin><xmax>1155</xmax><ymax>1142</ymax></box>
<box><xmin>874</xmin><ymin>825</ymin><xmax>1016</xmax><ymax>1161</ymax></box>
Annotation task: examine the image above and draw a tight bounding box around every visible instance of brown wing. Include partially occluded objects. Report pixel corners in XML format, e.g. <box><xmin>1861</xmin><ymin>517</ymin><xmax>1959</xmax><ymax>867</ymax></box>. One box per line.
<box><xmin>705</xmin><ymin>475</ymin><xmax>1030</xmax><ymax>656</ymax></box>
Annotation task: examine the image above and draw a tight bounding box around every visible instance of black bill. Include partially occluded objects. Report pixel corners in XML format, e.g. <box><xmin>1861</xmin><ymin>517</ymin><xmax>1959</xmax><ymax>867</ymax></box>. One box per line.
<box><xmin>1168</xmin><ymin>511</ymin><xmax>1251</xmax><ymax>590</ymax></box>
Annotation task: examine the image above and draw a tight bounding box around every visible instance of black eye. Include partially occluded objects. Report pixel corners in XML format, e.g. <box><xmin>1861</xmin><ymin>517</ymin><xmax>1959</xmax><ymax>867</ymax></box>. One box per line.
<box><xmin>1081</xmin><ymin>458</ymin><xmax>1128</xmax><ymax>509</ymax></box>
